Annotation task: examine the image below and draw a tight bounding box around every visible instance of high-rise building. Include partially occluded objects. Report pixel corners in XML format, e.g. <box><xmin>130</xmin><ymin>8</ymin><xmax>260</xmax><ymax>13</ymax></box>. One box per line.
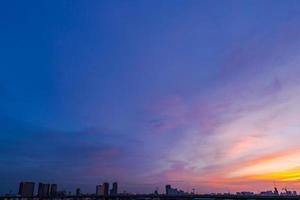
<box><xmin>38</xmin><ymin>183</ymin><xmax>50</xmax><ymax>197</ymax></box>
<box><xmin>103</xmin><ymin>182</ymin><xmax>109</xmax><ymax>195</ymax></box>
<box><xmin>96</xmin><ymin>185</ymin><xmax>104</xmax><ymax>195</ymax></box>
<box><xmin>76</xmin><ymin>188</ymin><xmax>81</xmax><ymax>196</ymax></box>
<box><xmin>50</xmin><ymin>184</ymin><xmax>57</xmax><ymax>196</ymax></box>
<box><xmin>18</xmin><ymin>182</ymin><xmax>35</xmax><ymax>197</ymax></box>
<box><xmin>110</xmin><ymin>182</ymin><xmax>118</xmax><ymax>195</ymax></box>
<box><xmin>165</xmin><ymin>185</ymin><xmax>171</xmax><ymax>195</ymax></box>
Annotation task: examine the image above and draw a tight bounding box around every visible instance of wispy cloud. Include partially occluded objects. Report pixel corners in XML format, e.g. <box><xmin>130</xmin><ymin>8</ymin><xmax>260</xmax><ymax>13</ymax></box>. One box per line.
<box><xmin>144</xmin><ymin>21</ymin><xmax>300</xmax><ymax>192</ymax></box>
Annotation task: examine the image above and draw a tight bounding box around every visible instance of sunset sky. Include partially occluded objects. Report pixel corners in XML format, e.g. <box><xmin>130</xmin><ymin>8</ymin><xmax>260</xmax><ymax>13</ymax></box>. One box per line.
<box><xmin>2</xmin><ymin>0</ymin><xmax>300</xmax><ymax>195</ymax></box>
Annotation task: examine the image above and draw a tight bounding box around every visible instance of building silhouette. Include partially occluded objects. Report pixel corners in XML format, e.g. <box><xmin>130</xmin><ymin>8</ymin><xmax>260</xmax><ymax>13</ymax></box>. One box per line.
<box><xmin>96</xmin><ymin>185</ymin><xmax>104</xmax><ymax>195</ymax></box>
<box><xmin>96</xmin><ymin>182</ymin><xmax>109</xmax><ymax>195</ymax></box>
<box><xmin>18</xmin><ymin>182</ymin><xmax>35</xmax><ymax>197</ymax></box>
<box><xmin>165</xmin><ymin>185</ymin><xmax>171</xmax><ymax>195</ymax></box>
<box><xmin>76</xmin><ymin>188</ymin><xmax>81</xmax><ymax>196</ymax></box>
<box><xmin>110</xmin><ymin>182</ymin><xmax>118</xmax><ymax>195</ymax></box>
<box><xmin>165</xmin><ymin>185</ymin><xmax>186</xmax><ymax>195</ymax></box>
<box><xmin>103</xmin><ymin>182</ymin><xmax>109</xmax><ymax>195</ymax></box>
<box><xmin>38</xmin><ymin>183</ymin><xmax>50</xmax><ymax>197</ymax></box>
<box><xmin>50</xmin><ymin>184</ymin><xmax>57</xmax><ymax>196</ymax></box>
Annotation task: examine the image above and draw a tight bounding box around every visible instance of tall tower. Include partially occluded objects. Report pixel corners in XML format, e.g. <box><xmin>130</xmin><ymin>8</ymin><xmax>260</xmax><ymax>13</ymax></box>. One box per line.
<box><xmin>103</xmin><ymin>182</ymin><xmax>109</xmax><ymax>195</ymax></box>
<box><xmin>96</xmin><ymin>185</ymin><xmax>103</xmax><ymax>195</ymax></box>
<box><xmin>50</xmin><ymin>184</ymin><xmax>57</xmax><ymax>196</ymax></box>
<box><xmin>76</xmin><ymin>188</ymin><xmax>81</xmax><ymax>196</ymax></box>
<box><xmin>111</xmin><ymin>182</ymin><xmax>118</xmax><ymax>195</ymax></box>
<box><xmin>19</xmin><ymin>182</ymin><xmax>35</xmax><ymax>197</ymax></box>
<box><xmin>38</xmin><ymin>183</ymin><xmax>50</xmax><ymax>197</ymax></box>
<box><xmin>165</xmin><ymin>185</ymin><xmax>171</xmax><ymax>195</ymax></box>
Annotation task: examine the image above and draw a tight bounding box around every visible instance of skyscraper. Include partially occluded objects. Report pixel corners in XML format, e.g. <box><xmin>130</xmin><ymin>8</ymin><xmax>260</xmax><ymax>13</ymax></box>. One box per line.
<box><xmin>50</xmin><ymin>184</ymin><xmax>57</xmax><ymax>196</ymax></box>
<box><xmin>76</xmin><ymin>188</ymin><xmax>81</xmax><ymax>196</ymax></box>
<box><xmin>110</xmin><ymin>182</ymin><xmax>118</xmax><ymax>195</ymax></box>
<box><xmin>18</xmin><ymin>182</ymin><xmax>35</xmax><ymax>197</ymax></box>
<box><xmin>165</xmin><ymin>185</ymin><xmax>171</xmax><ymax>195</ymax></box>
<box><xmin>96</xmin><ymin>185</ymin><xmax>104</xmax><ymax>195</ymax></box>
<box><xmin>103</xmin><ymin>182</ymin><xmax>109</xmax><ymax>195</ymax></box>
<box><xmin>96</xmin><ymin>183</ymin><xmax>109</xmax><ymax>195</ymax></box>
<box><xmin>38</xmin><ymin>183</ymin><xmax>50</xmax><ymax>197</ymax></box>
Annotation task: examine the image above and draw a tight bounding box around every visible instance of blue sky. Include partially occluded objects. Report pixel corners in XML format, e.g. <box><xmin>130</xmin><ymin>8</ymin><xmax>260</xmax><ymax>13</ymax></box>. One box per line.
<box><xmin>2</xmin><ymin>0</ymin><xmax>300</xmax><ymax>194</ymax></box>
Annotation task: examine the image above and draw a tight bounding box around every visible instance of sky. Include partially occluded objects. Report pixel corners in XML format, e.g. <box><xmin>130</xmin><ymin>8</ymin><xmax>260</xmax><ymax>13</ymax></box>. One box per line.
<box><xmin>2</xmin><ymin>0</ymin><xmax>300</xmax><ymax>195</ymax></box>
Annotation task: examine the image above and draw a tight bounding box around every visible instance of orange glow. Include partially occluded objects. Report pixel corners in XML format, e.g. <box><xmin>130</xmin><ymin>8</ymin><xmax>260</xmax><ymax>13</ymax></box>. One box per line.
<box><xmin>252</xmin><ymin>167</ymin><xmax>300</xmax><ymax>181</ymax></box>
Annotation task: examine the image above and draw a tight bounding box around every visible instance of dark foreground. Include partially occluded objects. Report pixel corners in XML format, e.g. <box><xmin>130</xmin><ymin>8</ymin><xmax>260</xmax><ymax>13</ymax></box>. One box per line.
<box><xmin>1</xmin><ymin>194</ymin><xmax>300</xmax><ymax>200</ymax></box>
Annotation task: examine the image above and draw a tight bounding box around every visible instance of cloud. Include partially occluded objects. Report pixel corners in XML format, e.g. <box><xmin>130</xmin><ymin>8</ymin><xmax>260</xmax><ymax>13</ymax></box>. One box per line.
<box><xmin>144</xmin><ymin>21</ymin><xmax>300</xmax><ymax>192</ymax></box>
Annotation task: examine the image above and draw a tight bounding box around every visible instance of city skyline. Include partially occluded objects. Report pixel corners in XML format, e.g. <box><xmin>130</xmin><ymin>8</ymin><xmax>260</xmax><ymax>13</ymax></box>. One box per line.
<box><xmin>16</xmin><ymin>181</ymin><xmax>119</xmax><ymax>197</ymax></box>
<box><xmin>7</xmin><ymin>181</ymin><xmax>300</xmax><ymax>197</ymax></box>
<box><xmin>2</xmin><ymin>0</ymin><xmax>300</xmax><ymax>195</ymax></box>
